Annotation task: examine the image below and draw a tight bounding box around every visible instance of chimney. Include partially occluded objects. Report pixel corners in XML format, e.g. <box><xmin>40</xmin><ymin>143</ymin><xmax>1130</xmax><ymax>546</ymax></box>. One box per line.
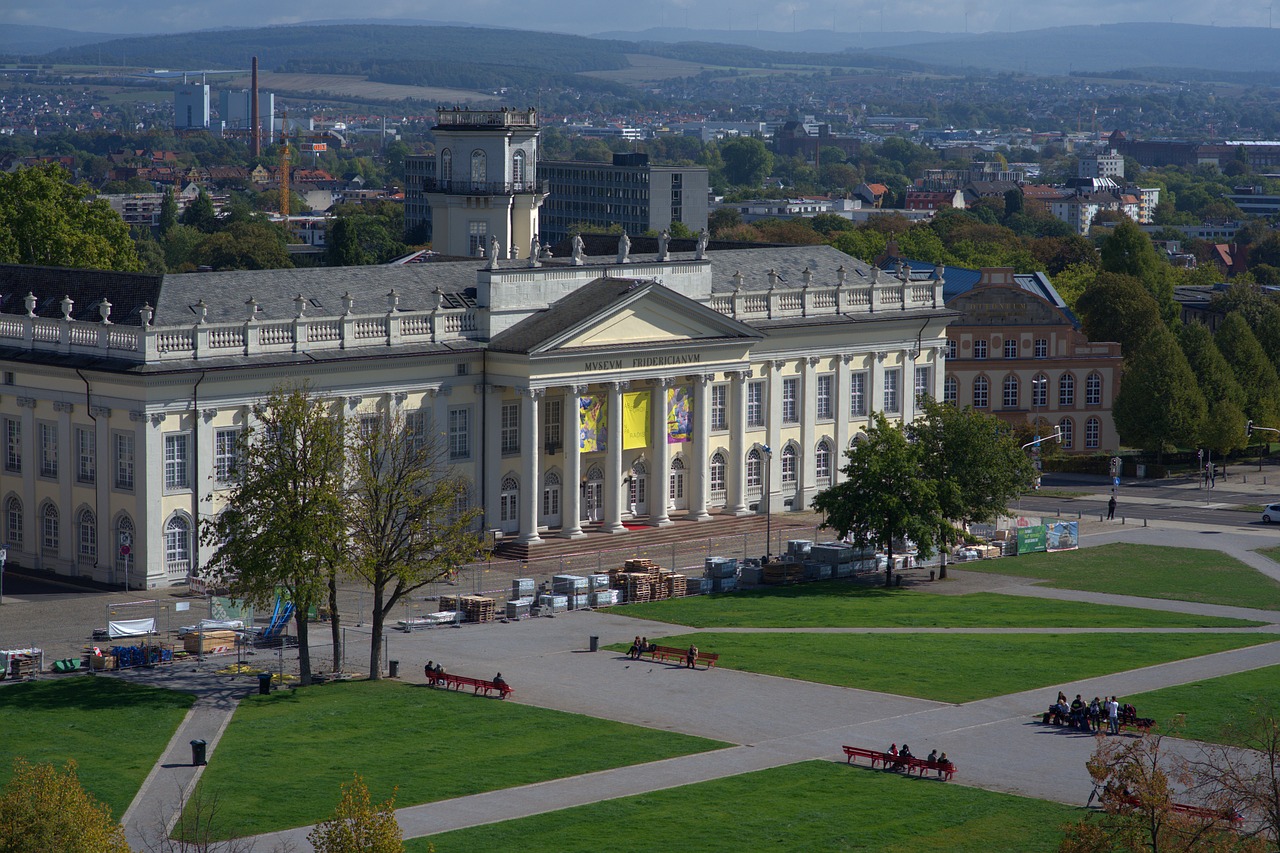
<box><xmin>251</xmin><ymin>56</ymin><xmax>260</xmax><ymax>158</ymax></box>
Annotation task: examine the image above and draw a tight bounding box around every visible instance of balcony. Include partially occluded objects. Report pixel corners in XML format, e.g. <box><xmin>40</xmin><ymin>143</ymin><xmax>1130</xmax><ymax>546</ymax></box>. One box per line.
<box><xmin>423</xmin><ymin>178</ymin><xmax>549</xmax><ymax>196</ymax></box>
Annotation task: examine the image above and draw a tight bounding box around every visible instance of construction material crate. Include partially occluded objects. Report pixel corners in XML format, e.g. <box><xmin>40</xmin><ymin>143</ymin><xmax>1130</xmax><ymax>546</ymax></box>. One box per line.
<box><xmin>459</xmin><ymin>595</ymin><xmax>496</xmax><ymax>623</ymax></box>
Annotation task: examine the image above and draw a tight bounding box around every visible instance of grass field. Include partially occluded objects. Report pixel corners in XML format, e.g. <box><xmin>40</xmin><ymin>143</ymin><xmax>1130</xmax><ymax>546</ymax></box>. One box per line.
<box><xmin>0</xmin><ymin>677</ymin><xmax>195</xmax><ymax>818</ymax></box>
<box><xmin>186</xmin><ymin>679</ymin><xmax>726</xmax><ymax>840</ymax></box>
<box><xmin>1257</xmin><ymin>546</ymin><xmax>1280</xmax><ymax>562</ymax></box>
<box><xmin>613</xmin><ymin>632</ymin><xmax>1274</xmax><ymax>703</ymax></box>
<box><xmin>956</xmin><ymin>543</ymin><xmax>1280</xmax><ymax>610</ymax></box>
<box><xmin>1120</xmin><ymin>663</ymin><xmax>1280</xmax><ymax>744</ymax></box>
<box><xmin>616</xmin><ymin>584</ymin><xmax>1260</xmax><ymax>629</ymax></box>
<box><xmin>410</xmin><ymin>760</ymin><xmax>1083</xmax><ymax>853</ymax></box>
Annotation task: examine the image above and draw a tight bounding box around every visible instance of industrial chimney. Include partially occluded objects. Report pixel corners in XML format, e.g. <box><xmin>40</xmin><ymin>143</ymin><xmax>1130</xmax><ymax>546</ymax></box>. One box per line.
<box><xmin>250</xmin><ymin>56</ymin><xmax>260</xmax><ymax>158</ymax></box>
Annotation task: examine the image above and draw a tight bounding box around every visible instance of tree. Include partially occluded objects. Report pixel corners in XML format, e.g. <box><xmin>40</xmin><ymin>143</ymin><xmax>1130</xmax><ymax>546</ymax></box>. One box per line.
<box><xmin>344</xmin><ymin>411</ymin><xmax>484</xmax><ymax>680</ymax></box>
<box><xmin>0</xmin><ymin>758</ymin><xmax>131</xmax><ymax>853</ymax></box>
<box><xmin>181</xmin><ymin>190</ymin><xmax>218</xmax><ymax>233</ymax></box>
<box><xmin>708</xmin><ymin>207</ymin><xmax>743</xmax><ymax>238</ymax></box>
<box><xmin>1100</xmin><ymin>219</ymin><xmax>1177</xmax><ymax>324</ymax></box>
<box><xmin>1189</xmin><ymin>705</ymin><xmax>1280</xmax><ymax>850</ymax></box>
<box><xmin>909</xmin><ymin>400</ymin><xmax>1037</xmax><ymax>579</ymax></box>
<box><xmin>1180</xmin><ymin>322</ymin><xmax>1249</xmax><ymax>454</ymax></box>
<box><xmin>1215</xmin><ymin>313</ymin><xmax>1280</xmax><ymax>428</ymax></box>
<box><xmin>1113</xmin><ymin>328</ymin><xmax>1207</xmax><ymax>461</ymax></box>
<box><xmin>307</xmin><ymin>774</ymin><xmax>403</xmax><ymax>853</ymax></box>
<box><xmin>326</xmin><ymin>216</ymin><xmax>406</xmax><ymax>267</ymax></box>
<box><xmin>812</xmin><ymin>413</ymin><xmax>943</xmax><ymax>587</ymax></box>
<box><xmin>203</xmin><ymin>385</ymin><xmax>346</xmax><ymax>685</ymax></box>
<box><xmin>718</xmin><ymin>137</ymin><xmax>773</xmax><ymax>187</ymax></box>
<box><xmin>195</xmin><ymin>222</ymin><xmax>293</xmax><ymax>271</ymax></box>
<box><xmin>158</xmin><ymin>189</ymin><xmax>178</xmax><ymax>237</ymax></box>
<box><xmin>1076</xmin><ymin>272</ymin><xmax>1166</xmax><ymax>356</ymax></box>
<box><xmin>0</xmin><ymin>164</ymin><xmax>140</xmax><ymax>271</ymax></box>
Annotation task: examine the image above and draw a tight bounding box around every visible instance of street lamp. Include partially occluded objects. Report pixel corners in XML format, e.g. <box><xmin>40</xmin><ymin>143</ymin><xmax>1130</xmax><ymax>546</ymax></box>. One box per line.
<box><xmin>761</xmin><ymin>445</ymin><xmax>772</xmax><ymax>561</ymax></box>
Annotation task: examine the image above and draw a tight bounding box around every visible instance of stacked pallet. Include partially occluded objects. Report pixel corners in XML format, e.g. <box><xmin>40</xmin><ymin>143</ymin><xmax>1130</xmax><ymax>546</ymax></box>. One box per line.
<box><xmin>667</xmin><ymin>574</ymin><xmax>687</xmax><ymax>598</ymax></box>
<box><xmin>762</xmin><ymin>560</ymin><xmax>805</xmax><ymax>584</ymax></box>
<box><xmin>438</xmin><ymin>595</ymin><xmax>459</xmax><ymax>613</ymax></box>
<box><xmin>460</xmin><ymin>595</ymin><xmax>496</xmax><ymax>623</ymax></box>
<box><xmin>8</xmin><ymin>655</ymin><xmax>37</xmax><ymax>679</ymax></box>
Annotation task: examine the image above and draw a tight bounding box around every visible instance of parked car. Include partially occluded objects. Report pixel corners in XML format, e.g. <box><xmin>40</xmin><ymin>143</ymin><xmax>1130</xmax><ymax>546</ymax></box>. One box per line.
<box><xmin>1262</xmin><ymin>503</ymin><xmax>1280</xmax><ymax>523</ymax></box>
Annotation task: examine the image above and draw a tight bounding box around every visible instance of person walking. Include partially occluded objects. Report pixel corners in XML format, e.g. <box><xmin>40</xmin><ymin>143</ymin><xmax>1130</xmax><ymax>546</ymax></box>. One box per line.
<box><xmin>686</xmin><ymin>643</ymin><xmax>699</xmax><ymax>668</ymax></box>
<box><xmin>1107</xmin><ymin>696</ymin><xmax>1120</xmax><ymax>735</ymax></box>
<box><xmin>1107</xmin><ymin>495</ymin><xmax>1117</xmax><ymax>520</ymax></box>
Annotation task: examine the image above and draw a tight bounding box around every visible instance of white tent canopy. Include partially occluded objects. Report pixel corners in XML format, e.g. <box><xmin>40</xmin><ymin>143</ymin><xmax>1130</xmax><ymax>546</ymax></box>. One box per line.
<box><xmin>107</xmin><ymin>618</ymin><xmax>157</xmax><ymax>639</ymax></box>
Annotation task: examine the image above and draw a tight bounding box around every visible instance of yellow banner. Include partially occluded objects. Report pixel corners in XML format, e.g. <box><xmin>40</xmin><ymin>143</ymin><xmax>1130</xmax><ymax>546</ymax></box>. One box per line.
<box><xmin>622</xmin><ymin>391</ymin><xmax>650</xmax><ymax>450</ymax></box>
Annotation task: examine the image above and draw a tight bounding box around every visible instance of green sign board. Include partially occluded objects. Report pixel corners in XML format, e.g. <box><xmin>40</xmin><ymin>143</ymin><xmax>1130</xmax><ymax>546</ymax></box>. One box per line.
<box><xmin>1017</xmin><ymin>525</ymin><xmax>1047</xmax><ymax>555</ymax></box>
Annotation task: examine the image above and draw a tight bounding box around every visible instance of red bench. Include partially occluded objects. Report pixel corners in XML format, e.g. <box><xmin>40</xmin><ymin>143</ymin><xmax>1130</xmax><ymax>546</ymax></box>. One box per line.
<box><xmin>428</xmin><ymin>672</ymin><xmax>513</xmax><ymax>699</ymax></box>
<box><xmin>841</xmin><ymin>746</ymin><xmax>956</xmax><ymax>781</ymax></box>
<box><xmin>645</xmin><ymin>645</ymin><xmax>720</xmax><ymax>669</ymax></box>
<box><xmin>1110</xmin><ymin>792</ymin><xmax>1242</xmax><ymax>826</ymax></box>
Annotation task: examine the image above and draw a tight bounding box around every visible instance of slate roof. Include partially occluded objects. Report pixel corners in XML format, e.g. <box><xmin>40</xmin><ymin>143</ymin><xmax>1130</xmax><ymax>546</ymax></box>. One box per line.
<box><xmin>0</xmin><ymin>264</ymin><xmax>164</xmax><ymax>326</ymax></box>
<box><xmin>877</xmin><ymin>256</ymin><xmax>1074</xmax><ymax>323</ymax></box>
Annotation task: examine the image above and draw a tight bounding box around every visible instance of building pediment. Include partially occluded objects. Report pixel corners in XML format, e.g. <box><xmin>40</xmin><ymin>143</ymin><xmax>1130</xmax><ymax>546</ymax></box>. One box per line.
<box><xmin>489</xmin><ymin>277</ymin><xmax>762</xmax><ymax>357</ymax></box>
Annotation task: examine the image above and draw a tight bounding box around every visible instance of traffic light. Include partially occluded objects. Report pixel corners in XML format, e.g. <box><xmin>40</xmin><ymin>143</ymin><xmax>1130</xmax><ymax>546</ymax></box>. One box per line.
<box><xmin>1247</xmin><ymin>420</ymin><xmax>1254</xmax><ymax>438</ymax></box>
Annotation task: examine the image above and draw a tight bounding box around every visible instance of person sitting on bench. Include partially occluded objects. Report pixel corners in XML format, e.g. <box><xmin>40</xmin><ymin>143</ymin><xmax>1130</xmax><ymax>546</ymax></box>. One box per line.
<box><xmin>936</xmin><ymin>752</ymin><xmax>951</xmax><ymax>777</ymax></box>
<box><xmin>493</xmin><ymin>672</ymin><xmax>507</xmax><ymax>689</ymax></box>
<box><xmin>424</xmin><ymin>660</ymin><xmax>436</xmax><ymax>684</ymax></box>
<box><xmin>926</xmin><ymin>749</ymin><xmax>938</xmax><ymax>766</ymax></box>
<box><xmin>628</xmin><ymin>636</ymin><xmax>641</xmax><ymax>660</ymax></box>
<box><xmin>897</xmin><ymin>744</ymin><xmax>912</xmax><ymax>769</ymax></box>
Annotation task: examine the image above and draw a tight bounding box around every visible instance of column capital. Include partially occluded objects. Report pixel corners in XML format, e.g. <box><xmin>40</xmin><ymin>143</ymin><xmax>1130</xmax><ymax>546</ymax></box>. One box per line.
<box><xmin>694</xmin><ymin>372</ymin><xmax>717</xmax><ymax>385</ymax></box>
<box><xmin>807</xmin><ymin>356</ymin><xmax>821</xmax><ymax>368</ymax></box>
<box><xmin>89</xmin><ymin>405</ymin><xmax>112</xmax><ymax>418</ymax></box>
<box><xmin>150</xmin><ymin>412</ymin><xmax>167</xmax><ymax>426</ymax></box>
<box><xmin>201</xmin><ymin>408</ymin><xmax>217</xmax><ymax>422</ymax></box>
<box><xmin>129</xmin><ymin>410</ymin><xmax>147</xmax><ymax>422</ymax></box>
<box><xmin>875</xmin><ymin>351</ymin><xmax>888</xmax><ymax>362</ymax></box>
<box><xmin>393</xmin><ymin>391</ymin><xmax>409</xmax><ymax>405</ymax></box>
<box><xmin>517</xmin><ymin>387</ymin><xmax>544</xmax><ymax>399</ymax></box>
<box><xmin>608</xmin><ymin>380</ymin><xmax>630</xmax><ymax>392</ymax></box>
<box><xmin>15</xmin><ymin>396</ymin><xmax>36</xmax><ymax>409</ymax></box>
<box><xmin>427</xmin><ymin>385</ymin><xmax>452</xmax><ymax>398</ymax></box>
<box><xmin>52</xmin><ymin>401</ymin><xmax>74</xmax><ymax>413</ymax></box>
<box><xmin>345</xmin><ymin>395</ymin><xmax>363</xmax><ymax>410</ymax></box>
<box><xmin>568</xmin><ymin>384</ymin><xmax>589</xmax><ymax>395</ymax></box>
<box><xmin>650</xmin><ymin>376</ymin><xmax>671</xmax><ymax>389</ymax></box>
<box><xmin>841</xmin><ymin>353</ymin><xmax>857</xmax><ymax>365</ymax></box>
<box><xmin>770</xmin><ymin>359</ymin><xmax>787</xmax><ymax>371</ymax></box>
<box><xmin>726</xmin><ymin>368</ymin><xmax>752</xmax><ymax>381</ymax></box>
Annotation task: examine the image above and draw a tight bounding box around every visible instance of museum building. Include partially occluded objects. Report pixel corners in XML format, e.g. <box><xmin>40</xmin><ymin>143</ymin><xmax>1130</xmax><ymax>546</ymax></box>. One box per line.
<box><xmin>0</xmin><ymin>110</ymin><xmax>953</xmax><ymax>589</ymax></box>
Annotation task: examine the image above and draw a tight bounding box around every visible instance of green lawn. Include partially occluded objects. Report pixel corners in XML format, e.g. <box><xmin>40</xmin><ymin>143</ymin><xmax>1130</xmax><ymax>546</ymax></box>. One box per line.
<box><xmin>1121</xmin><ymin>664</ymin><xmax>1280</xmax><ymax>745</ymax></box>
<box><xmin>956</xmin><ymin>543</ymin><xmax>1280</xmax><ymax>610</ymax></box>
<box><xmin>187</xmin><ymin>679</ymin><xmax>726</xmax><ymax>840</ymax></box>
<box><xmin>410</xmin><ymin>760</ymin><xmax>1083</xmax><ymax>852</ymax></box>
<box><xmin>1258</xmin><ymin>546</ymin><xmax>1280</xmax><ymax>563</ymax></box>
<box><xmin>612</xmin><ymin>633</ymin><xmax>1275</xmax><ymax>703</ymax></box>
<box><xmin>0</xmin><ymin>677</ymin><xmax>195</xmax><ymax>818</ymax></box>
<box><xmin>617</xmin><ymin>584</ymin><xmax>1260</xmax><ymax>629</ymax></box>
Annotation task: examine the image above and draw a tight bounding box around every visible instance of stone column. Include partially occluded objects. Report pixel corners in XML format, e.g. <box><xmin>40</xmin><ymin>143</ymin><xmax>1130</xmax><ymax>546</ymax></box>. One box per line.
<box><xmin>726</xmin><ymin>370</ymin><xmax>748</xmax><ymax>516</ymax></box>
<box><xmin>765</xmin><ymin>360</ymin><xmax>784</xmax><ymax>514</ymax></box>
<box><xmin>430</xmin><ymin>386</ymin><xmax>451</xmax><ymax>445</ymax></box>
<box><xmin>136</xmin><ymin>411</ymin><xmax>165</xmax><ymax>588</ymax></box>
<box><xmin>870</xmin><ymin>351</ymin><xmax>887</xmax><ymax>415</ymax></box>
<box><xmin>91</xmin><ymin>405</ymin><xmax>112</xmax><ymax>583</ymax></box>
<box><xmin>902</xmin><ymin>348</ymin><xmax>918</xmax><ymax>424</ymax></box>
<box><xmin>687</xmin><ymin>373</ymin><xmax>713</xmax><ymax>521</ymax></box>
<box><xmin>516</xmin><ymin>388</ymin><xmax>543</xmax><ymax>545</ymax></box>
<box><xmin>54</xmin><ymin>401</ymin><xmax>73</xmax><ymax>567</ymax></box>
<box><xmin>602</xmin><ymin>381</ymin><xmax>626</xmax><ymax>534</ymax></box>
<box><xmin>799</xmin><ymin>356</ymin><xmax>819</xmax><ymax>509</ymax></box>
<box><xmin>560</xmin><ymin>385</ymin><xmax>586</xmax><ymax>538</ymax></box>
<box><xmin>17</xmin><ymin>397</ymin><xmax>36</xmax><ymax>563</ymax></box>
<box><xmin>648</xmin><ymin>377</ymin><xmax>672</xmax><ymax>527</ymax></box>
<box><xmin>482</xmin><ymin>385</ymin><xmax>503</xmax><ymax>532</ymax></box>
<box><xmin>194</xmin><ymin>408</ymin><xmax>216</xmax><ymax>581</ymax></box>
<box><xmin>834</xmin><ymin>355</ymin><xmax>852</xmax><ymax>484</ymax></box>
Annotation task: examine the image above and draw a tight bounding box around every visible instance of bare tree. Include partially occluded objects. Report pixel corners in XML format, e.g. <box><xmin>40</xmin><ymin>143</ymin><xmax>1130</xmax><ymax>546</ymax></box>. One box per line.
<box><xmin>343</xmin><ymin>410</ymin><xmax>485</xmax><ymax>680</ymax></box>
<box><xmin>1188</xmin><ymin>705</ymin><xmax>1280</xmax><ymax>850</ymax></box>
<box><xmin>140</xmin><ymin>784</ymin><xmax>295</xmax><ymax>853</ymax></box>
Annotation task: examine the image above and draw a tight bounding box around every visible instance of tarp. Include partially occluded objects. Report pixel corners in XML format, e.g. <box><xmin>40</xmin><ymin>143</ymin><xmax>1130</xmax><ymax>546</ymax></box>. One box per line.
<box><xmin>177</xmin><ymin>619</ymin><xmax>245</xmax><ymax>637</ymax></box>
<box><xmin>667</xmin><ymin>385</ymin><xmax>692</xmax><ymax>443</ymax></box>
<box><xmin>622</xmin><ymin>391</ymin><xmax>650</xmax><ymax>450</ymax></box>
<box><xmin>579</xmin><ymin>395</ymin><xmax>606</xmax><ymax>452</ymax></box>
<box><xmin>108</xmin><ymin>618</ymin><xmax>157</xmax><ymax>638</ymax></box>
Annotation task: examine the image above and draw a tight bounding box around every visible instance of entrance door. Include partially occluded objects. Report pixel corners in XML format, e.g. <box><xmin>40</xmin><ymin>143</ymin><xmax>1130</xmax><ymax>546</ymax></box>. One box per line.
<box><xmin>542</xmin><ymin>472</ymin><xmax>561</xmax><ymax>529</ymax></box>
<box><xmin>669</xmin><ymin>457</ymin><xmax>687</xmax><ymax>511</ymax></box>
<box><xmin>584</xmin><ymin>467</ymin><xmax>604</xmax><ymax>523</ymax></box>
<box><xmin>499</xmin><ymin>476</ymin><xmax>519</xmax><ymax>535</ymax></box>
<box><xmin>630</xmin><ymin>462</ymin><xmax>648</xmax><ymax>517</ymax></box>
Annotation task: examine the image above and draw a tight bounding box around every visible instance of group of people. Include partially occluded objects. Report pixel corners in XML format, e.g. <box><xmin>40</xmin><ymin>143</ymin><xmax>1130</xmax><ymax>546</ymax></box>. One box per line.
<box><xmin>886</xmin><ymin>743</ymin><xmax>951</xmax><ymax>777</ymax></box>
<box><xmin>628</xmin><ymin>636</ymin><xmax>655</xmax><ymax>660</ymax></box>
<box><xmin>1047</xmin><ymin>691</ymin><xmax>1129</xmax><ymax>735</ymax></box>
<box><xmin>424</xmin><ymin>660</ymin><xmax>446</xmax><ymax>684</ymax></box>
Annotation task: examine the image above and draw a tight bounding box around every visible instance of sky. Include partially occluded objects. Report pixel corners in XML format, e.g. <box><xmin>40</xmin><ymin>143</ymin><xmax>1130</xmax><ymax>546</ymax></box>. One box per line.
<box><xmin>3</xmin><ymin>0</ymin><xmax>1274</xmax><ymax>37</ymax></box>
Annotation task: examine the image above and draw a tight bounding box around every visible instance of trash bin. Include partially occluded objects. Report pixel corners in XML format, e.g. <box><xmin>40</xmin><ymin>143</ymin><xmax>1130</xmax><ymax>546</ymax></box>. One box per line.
<box><xmin>589</xmin><ymin>635</ymin><xmax>599</xmax><ymax>653</ymax></box>
<box><xmin>389</xmin><ymin>659</ymin><xmax>399</xmax><ymax>678</ymax></box>
<box><xmin>190</xmin><ymin>739</ymin><xmax>207</xmax><ymax>766</ymax></box>
<box><xmin>257</xmin><ymin>672</ymin><xmax>272</xmax><ymax>695</ymax></box>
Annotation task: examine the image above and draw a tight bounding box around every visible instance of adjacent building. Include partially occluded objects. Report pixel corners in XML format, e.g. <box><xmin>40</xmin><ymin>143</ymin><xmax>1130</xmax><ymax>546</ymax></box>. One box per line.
<box><xmin>173</xmin><ymin>83</ymin><xmax>209</xmax><ymax>131</ymax></box>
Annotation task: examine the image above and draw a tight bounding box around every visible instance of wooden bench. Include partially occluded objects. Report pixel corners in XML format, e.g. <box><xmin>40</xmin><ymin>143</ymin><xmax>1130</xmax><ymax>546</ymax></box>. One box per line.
<box><xmin>644</xmin><ymin>645</ymin><xmax>719</xmax><ymax>669</ymax></box>
<box><xmin>428</xmin><ymin>672</ymin><xmax>513</xmax><ymax>699</ymax></box>
<box><xmin>841</xmin><ymin>746</ymin><xmax>956</xmax><ymax>781</ymax></box>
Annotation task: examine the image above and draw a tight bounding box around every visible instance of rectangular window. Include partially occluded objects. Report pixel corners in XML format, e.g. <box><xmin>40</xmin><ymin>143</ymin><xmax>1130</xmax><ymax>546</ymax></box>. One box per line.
<box><xmin>4</xmin><ymin>418</ymin><xmax>19</xmax><ymax>473</ymax></box>
<box><xmin>943</xmin><ymin>377</ymin><xmax>957</xmax><ymax>404</ymax></box>
<box><xmin>164</xmin><ymin>433</ymin><xmax>190</xmax><ymax>490</ymax></box>
<box><xmin>1034</xmin><ymin>338</ymin><xmax>1048</xmax><ymax>358</ymax></box>
<box><xmin>946</xmin><ymin>339</ymin><xmax>957</xmax><ymax>360</ymax></box>
<box><xmin>914</xmin><ymin>366</ymin><xmax>931</xmax><ymax>401</ymax></box>
<box><xmin>1086</xmin><ymin>374</ymin><xmax>1102</xmax><ymax>406</ymax></box>
<box><xmin>543</xmin><ymin>399</ymin><xmax>563</xmax><ymax>452</ymax></box>
<box><xmin>850</xmin><ymin>372</ymin><xmax>868</xmax><ymax>417</ymax></box>
<box><xmin>816</xmin><ymin>375</ymin><xmax>833</xmax><ymax>419</ymax></box>
<box><xmin>448</xmin><ymin>407</ymin><xmax>470</xmax><ymax>460</ymax></box>
<box><xmin>114</xmin><ymin>433</ymin><xmax>134</xmax><ymax>490</ymax></box>
<box><xmin>973</xmin><ymin>339</ymin><xmax>988</xmax><ymax>359</ymax></box>
<box><xmin>1004</xmin><ymin>339</ymin><xmax>1018</xmax><ymax>359</ymax></box>
<box><xmin>468</xmin><ymin>221</ymin><xmax>487</xmax><ymax>257</ymax></box>
<box><xmin>883</xmin><ymin>369</ymin><xmax>901</xmax><ymax>414</ymax></box>
<box><xmin>1085</xmin><ymin>418</ymin><xmax>1100</xmax><ymax>449</ymax></box>
<box><xmin>1004</xmin><ymin>378</ymin><xmax>1019</xmax><ymax>409</ymax></box>
<box><xmin>39</xmin><ymin>422</ymin><xmax>57</xmax><ymax>478</ymax></box>
<box><xmin>500</xmin><ymin>402</ymin><xmax>519</xmax><ymax>454</ymax></box>
<box><xmin>746</xmin><ymin>381</ymin><xmax>765</xmax><ymax>427</ymax></box>
<box><xmin>76</xmin><ymin>427</ymin><xmax>95</xmax><ymax>484</ymax></box>
<box><xmin>405</xmin><ymin>411</ymin><xmax>428</xmax><ymax>450</ymax></box>
<box><xmin>781</xmin><ymin>377</ymin><xmax>799</xmax><ymax>423</ymax></box>
<box><xmin>710</xmin><ymin>384</ymin><xmax>727</xmax><ymax>431</ymax></box>
<box><xmin>215</xmin><ymin>428</ymin><xmax>240</xmax><ymax>483</ymax></box>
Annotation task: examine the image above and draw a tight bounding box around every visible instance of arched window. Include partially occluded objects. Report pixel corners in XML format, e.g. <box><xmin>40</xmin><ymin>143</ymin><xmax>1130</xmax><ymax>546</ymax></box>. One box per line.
<box><xmin>816</xmin><ymin>440</ymin><xmax>832</xmax><ymax>484</ymax></box>
<box><xmin>1058</xmin><ymin>418</ymin><xmax>1074</xmax><ymax>450</ymax></box>
<box><xmin>500</xmin><ymin>476</ymin><xmax>519</xmax><ymax>523</ymax></box>
<box><xmin>780</xmin><ymin>445</ymin><xmax>797</xmax><ymax>484</ymax></box>
<box><xmin>542</xmin><ymin>471</ymin><xmax>561</xmax><ymax>517</ymax></box>
<box><xmin>709</xmin><ymin>452</ymin><xmax>726</xmax><ymax>494</ymax></box>
<box><xmin>1086</xmin><ymin>373</ymin><xmax>1103</xmax><ymax>405</ymax></box>
<box><xmin>973</xmin><ymin>376</ymin><xmax>989</xmax><ymax>409</ymax></box>
<box><xmin>440</xmin><ymin>148</ymin><xmax>452</xmax><ymax>182</ymax></box>
<box><xmin>115</xmin><ymin>514</ymin><xmax>133</xmax><ymax>579</ymax></box>
<box><xmin>1085</xmin><ymin>417</ymin><xmax>1100</xmax><ymax>449</ymax></box>
<box><xmin>165</xmin><ymin>515</ymin><xmax>191</xmax><ymax>576</ymax></box>
<box><xmin>470</xmin><ymin>149</ymin><xmax>487</xmax><ymax>187</ymax></box>
<box><xmin>452</xmin><ymin>481</ymin><xmax>471</xmax><ymax>519</ymax></box>
<box><xmin>1059</xmin><ymin>373</ymin><xmax>1075</xmax><ymax>407</ymax></box>
<box><xmin>942</xmin><ymin>376</ymin><xmax>958</xmax><ymax>405</ymax></box>
<box><xmin>512</xmin><ymin>149</ymin><xmax>526</xmax><ymax>190</ymax></box>
<box><xmin>1003</xmin><ymin>375</ymin><xmax>1019</xmax><ymax>409</ymax></box>
<box><xmin>5</xmin><ymin>496</ymin><xmax>21</xmax><ymax>548</ymax></box>
<box><xmin>41</xmin><ymin>502</ymin><xmax>58</xmax><ymax>554</ymax></box>
<box><xmin>1032</xmin><ymin>373</ymin><xmax>1048</xmax><ymax>408</ymax></box>
<box><xmin>78</xmin><ymin>508</ymin><xmax>96</xmax><ymax>562</ymax></box>
<box><xmin>746</xmin><ymin>448</ymin><xmax>763</xmax><ymax>491</ymax></box>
